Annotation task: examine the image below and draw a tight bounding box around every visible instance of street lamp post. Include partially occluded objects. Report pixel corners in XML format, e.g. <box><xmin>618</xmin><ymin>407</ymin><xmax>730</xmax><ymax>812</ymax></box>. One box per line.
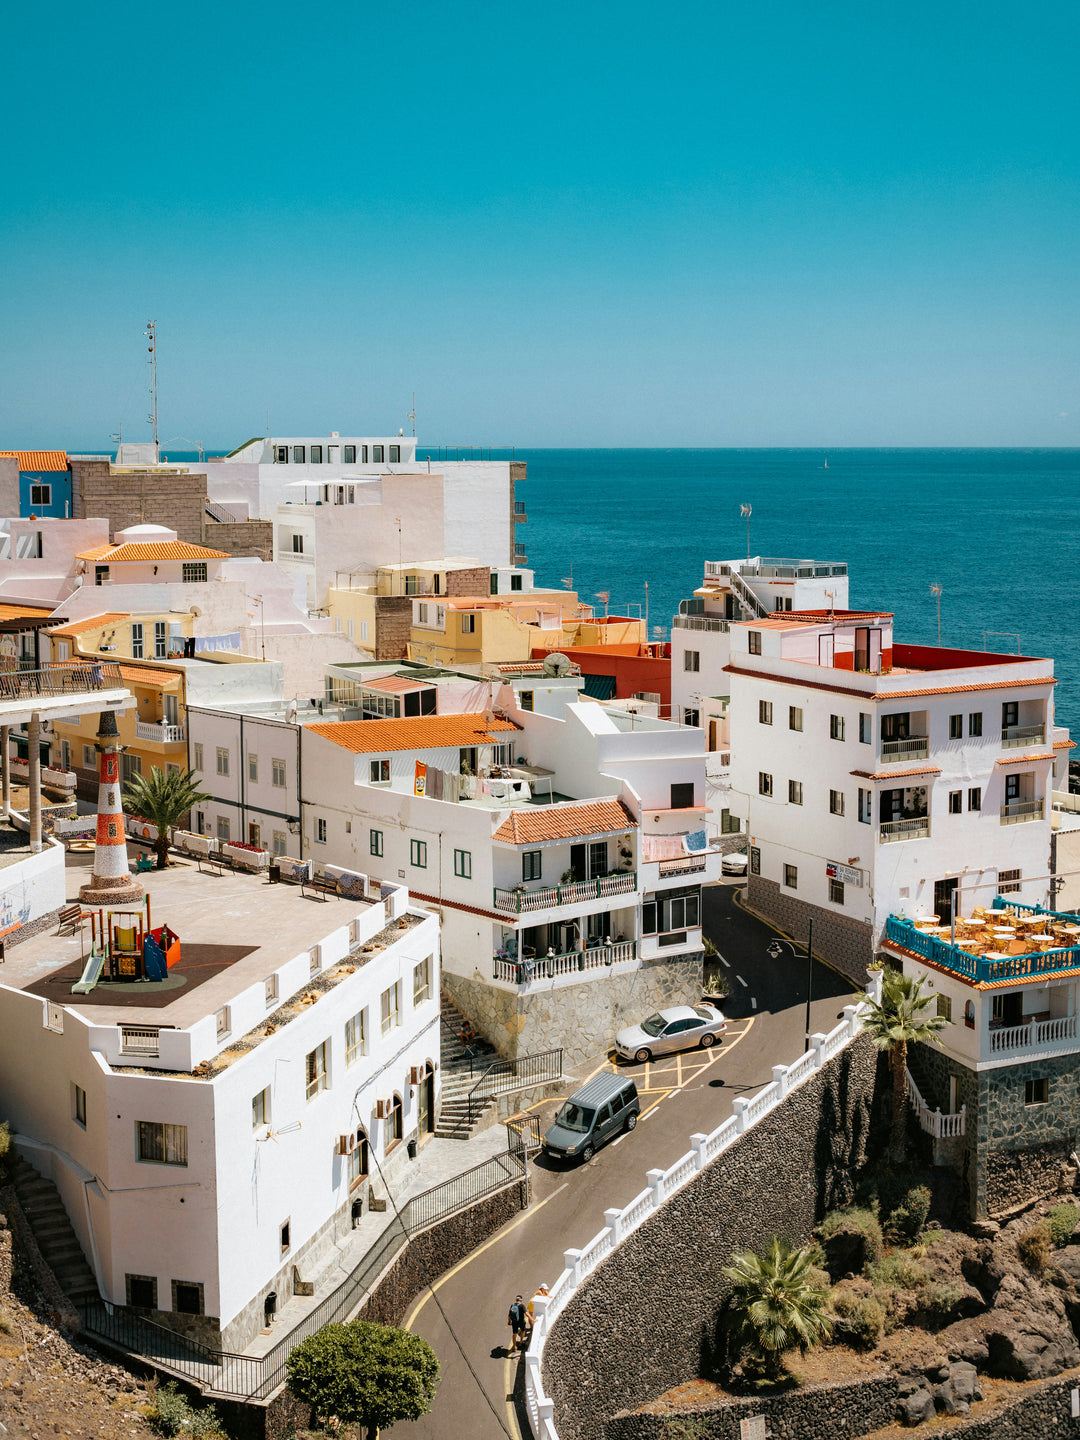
<box><xmin>767</xmin><ymin>918</ymin><xmax>815</xmax><ymax>1052</ymax></box>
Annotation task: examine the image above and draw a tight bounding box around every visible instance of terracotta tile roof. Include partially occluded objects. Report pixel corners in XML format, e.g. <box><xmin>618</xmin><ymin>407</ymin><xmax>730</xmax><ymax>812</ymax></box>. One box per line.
<box><xmin>994</xmin><ymin>753</ymin><xmax>1053</xmax><ymax>765</ymax></box>
<box><xmin>850</xmin><ymin>765</ymin><xmax>942</xmax><ymax>781</ymax></box>
<box><xmin>0</xmin><ymin>603</ymin><xmax>58</xmax><ymax>622</ymax></box>
<box><xmin>0</xmin><ymin>450</ymin><xmax>69</xmax><ymax>471</ymax></box>
<box><xmin>75</xmin><ymin>542</ymin><xmax>228</xmax><ymax>562</ymax></box>
<box><xmin>408</xmin><ymin>889</ymin><xmax>506</xmax><ymax>922</ymax></box>
<box><xmin>118</xmin><ymin>663</ymin><xmax>183</xmax><ymax>688</ymax></box>
<box><xmin>493</xmin><ymin>798</ymin><xmax>634</xmax><ymax>845</ymax></box>
<box><xmin>47</xmin><ymin>612</ymin><xmax>129</xmax><ymax>637</ymax></box>
<box><xmin>308</xmin><ymin>713</ymin><xmax>520</xmax><ymax>755</ymax></box>
<box><xmin>880</xmin><ymin>677</ymin><xmax>1056</xmax><ymax>699</ymax></box>
<box><xmin>1055</xmin><ymin>739</ymin><xmax>1077</xmax><ymax>750</ymax></box>
<box><xmin>362</xmin><ymin>675</ymin><xmax>429</xmax><ymax>693</ymax></box>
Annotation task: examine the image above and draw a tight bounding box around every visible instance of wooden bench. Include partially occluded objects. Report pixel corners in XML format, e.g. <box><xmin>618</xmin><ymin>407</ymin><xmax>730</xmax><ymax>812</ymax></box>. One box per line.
<box><xmin>302</xmin><ymin>875</ymin><xmax>338</xmax><ymax>902</ymax></box>
<box><xmin>56</xmin><ymin>904</ymin><xmax>90</xmax><ymax>936</ymax></box>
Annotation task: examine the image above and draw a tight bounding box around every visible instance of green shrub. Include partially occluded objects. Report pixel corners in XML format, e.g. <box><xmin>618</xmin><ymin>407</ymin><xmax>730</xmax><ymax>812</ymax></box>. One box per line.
<box><xmin>0</xmin><ymin>1307</ymin><xmax>12</xmax><ymax>1335</ymax></box>
<box><xmin>1047</xmin><ymin>1203</ymin><xmax>1080</xmax><ymax>1248</ymax></box>
<box><xmin>922</xmin><ymin>1282</ymin><xmax>966</xmax><ymax>1318</ymax></box>
<box><xmin>865</xmin><ymin>1254</ymin><xmax>930</xmax><ymax>1290</ymax></box>
<box><xmin>831</xmin><ymin>1292</ymin><xmax>885</xmax><ymax>1348</ymax></box>
<box><xmin>887</xmin><ymin>1184</ymin><xmax>933</xmax><ymax>1244</ymax></box>
<box><xmin>147</xmin><ymin>1382</ymin><xmax>221</xmax><ymax>1439</ymax></box>
<box><xmin>1018</xmin><ymin>1221</ymin><xmax>1052</xmax><ymax>1273</ymax></box>
<box><xmin>817</xmin><ymin>1206</ymin><xmax>884</xmax><ymax>1263</ymax></box>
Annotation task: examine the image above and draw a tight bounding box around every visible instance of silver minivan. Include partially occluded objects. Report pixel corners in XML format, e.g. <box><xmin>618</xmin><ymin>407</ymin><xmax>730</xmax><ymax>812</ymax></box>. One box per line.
<box><xmin>542</xmin><ymin>1073</ymin><xmax>640</xmax><ymax>1162</ymax></box>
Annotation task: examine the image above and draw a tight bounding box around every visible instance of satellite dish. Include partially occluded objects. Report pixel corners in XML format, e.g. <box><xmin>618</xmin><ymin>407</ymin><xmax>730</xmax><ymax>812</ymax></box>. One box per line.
<box><xmin>543</xmin><ymin>653</ymin><xmax>572</xmax><ymax>677</ymax></box>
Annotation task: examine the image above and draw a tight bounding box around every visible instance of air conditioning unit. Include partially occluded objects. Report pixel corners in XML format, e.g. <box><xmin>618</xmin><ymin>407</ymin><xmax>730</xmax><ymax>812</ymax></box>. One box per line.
<box><xmin>99</xmin><ymin>644</ymin><xmax>116</xmax><ymax>652</ymax></box>
<box><xmin>408</xmin><ymin>1065</ymin><xmax>422</xmax><ymax>1086</ymax></box>
<box><xmin>374</xmin><ymin>1099</ymin><xmax>391</xmax><ymax>1120</ymax></box>
<box><xmin>336</xmin><ymin>1133</ymin><xmax>355</xmax><ymax>1156</ymax></box>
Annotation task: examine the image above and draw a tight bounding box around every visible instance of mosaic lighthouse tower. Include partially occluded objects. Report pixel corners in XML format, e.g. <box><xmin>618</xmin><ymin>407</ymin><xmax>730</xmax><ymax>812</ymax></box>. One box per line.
<box><xmin>78</xmin><ymin>710</ymin><xmax>144</xmax><ymax>907</ymax></box>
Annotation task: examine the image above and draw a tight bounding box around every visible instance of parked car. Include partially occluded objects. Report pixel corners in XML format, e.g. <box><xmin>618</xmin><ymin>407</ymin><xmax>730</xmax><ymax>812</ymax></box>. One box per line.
<box><xmin>614</xmin><ymin>1003</ymin><xmax>727</xmax><ymax>1063</ymax></box>
<box><xmin>722</xmin><ymin>848</ymin><xmax>749</xmax><ymax>876</ymax></box>
<box><xmin>542</xmin><ymin>1073</ymin><xmax>640</xmax><ymax>1162</ymax></box>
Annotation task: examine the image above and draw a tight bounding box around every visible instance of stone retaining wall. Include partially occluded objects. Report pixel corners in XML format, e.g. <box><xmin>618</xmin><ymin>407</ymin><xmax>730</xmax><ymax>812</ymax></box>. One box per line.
<box><xmin>444</xmin><ymin>952</ymin><xmax>704</xmax><ymax>1067</ymax></box>
<box><xmin>606</xmin><ymin>1374</ymin><xmax>899</xmax><ymax>1440</ymax></box>
<box><xmin>541</xmin><ymin>1036</ymin><xmax>880</xmax><ymax>1440</ymax></box>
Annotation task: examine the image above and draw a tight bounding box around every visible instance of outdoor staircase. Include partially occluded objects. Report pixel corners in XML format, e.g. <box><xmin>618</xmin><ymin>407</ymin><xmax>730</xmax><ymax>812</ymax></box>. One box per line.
<box><xmin>727</xmin><ymin>567</ymin><xmax>770</xmax><ymax>620</ymax></box>
<box><xmin>437</xmin><ymin>992</ymin><xmax>501</xmax><ymax>1139</ymax></box>
<box><xmin>11</xmin><ymin>1153</ymin><xmax>99</xmax><ymax>1308</ymax></box>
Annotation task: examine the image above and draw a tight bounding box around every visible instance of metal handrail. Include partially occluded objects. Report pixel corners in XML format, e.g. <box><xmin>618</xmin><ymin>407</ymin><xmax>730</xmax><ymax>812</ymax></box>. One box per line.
<box><xmin>1000</xmin><ymin>799</ymin><xmax>1044</xmax><ymax>824</ymax></box>
<box><xmin>79</xmin><ymin>1148</ymin><xmax>527</xmax><ymax>1400</ymax></box>
<box><xmin>459</xmin><ymin>1048</ymin><xmax>564</xmax><ymax>1131</ymax></box>
<box><xmin>1</xmin><ymin>660</ymin><xmax>125</xmax><ymax>700</ymax></box>
<box><xmin>671</xmin><ymin>615</ymin><xmax>730</xmax><ymax>632</ymax></box>
<box><xmin>880</xmin><ymin>736</ymin><xmax>930</xmax><ymax>760</ymax></box>
<box><xmin>880</xmin><ymin>816</ymin><xmax>930</xmax><ymax>842</ymax></box>
<box><xmin>1001</xmin><ymin>724</ymin><xmax>1046</xmax><ymax>748</ymax></box>
<box><xmin>886</xmin><ymin>914</ymin><xmax>1080</xmax><ymax>984</ymax></box>
<box><xmin>493</xmin><ymin>871</ymin><xmax>637</xmax><ymax>914</ymax></box>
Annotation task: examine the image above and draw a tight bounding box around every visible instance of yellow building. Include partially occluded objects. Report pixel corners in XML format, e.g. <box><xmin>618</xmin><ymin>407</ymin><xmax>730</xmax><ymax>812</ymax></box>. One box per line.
<box><xmin>408</xmin><ymin>597</ymin><xmax>646</xmax><ymax>668</ymax></box>
<box><xmin>45</xmin><ymin>610</ymin><xmax>194</xmax><ymax>664</ymax></box>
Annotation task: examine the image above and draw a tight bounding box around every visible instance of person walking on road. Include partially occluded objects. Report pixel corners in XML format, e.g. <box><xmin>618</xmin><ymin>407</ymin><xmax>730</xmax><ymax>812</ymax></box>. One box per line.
<box><xmin>507</xmin><ymin>1294</ymin><xmax>529</xmax><ymax>1354</ymax></box>
<box><xmin>524</xmin><ymin>1283</ymin><xmax>549</xmax><ymax>1348</ymax></box>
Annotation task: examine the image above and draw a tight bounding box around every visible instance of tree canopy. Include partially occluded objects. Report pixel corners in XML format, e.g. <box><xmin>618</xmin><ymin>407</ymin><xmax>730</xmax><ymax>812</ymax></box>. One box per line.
<box><xmin>121</xmin><ymin>766</ymin><xmax>210</xmax><ymax>869</ymax></box>
<box><xmin>286</xmin><ymin>1320</ymin><xmax>439</xmax><ymax>1437</ymax></box>
<box><xmin>721</xmin><ymin>1237</ymin><xmax>832</xmax><ymax>1378</ymax></box>
<box><xmin>860</xmin><ymin>967</ymin><xmax>947</xmax><ymax>1161</ymax></box>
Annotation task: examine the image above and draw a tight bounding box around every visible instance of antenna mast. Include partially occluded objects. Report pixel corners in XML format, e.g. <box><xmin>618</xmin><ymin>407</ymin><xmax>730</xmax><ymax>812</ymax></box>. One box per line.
<box><xmin>144</xmin><ymin>320</ymin><xmax>159</xmax><ymax>460</ymax></box>
<box><xmin>408</xmin><ymin>393</ymin><xmax>416</xmax><ymax>438</ymax></box>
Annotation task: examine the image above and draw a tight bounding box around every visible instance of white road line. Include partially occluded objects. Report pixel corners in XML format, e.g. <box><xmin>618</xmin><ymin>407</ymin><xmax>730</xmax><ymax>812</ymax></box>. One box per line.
<box><xmin>735</xmin><ymin>974</ymin><xmax>748</xmax><ymax>988</ymax></box>
<box><xmin>751</xmin><ymin>997</ymin><xmax>758</xmax><ymax>1010</ymax></box>
<box><xmin>719</xmin><ymin>954</ymin><xmax>731</xmax><ymax>968</ymax></box>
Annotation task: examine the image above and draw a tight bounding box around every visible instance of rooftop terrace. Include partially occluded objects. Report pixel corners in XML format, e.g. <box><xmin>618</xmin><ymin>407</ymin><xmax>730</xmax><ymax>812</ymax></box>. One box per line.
<box><xmin>885</xmin><ymin>899</ymin><xmax>1080</xmax><ymax>987</ymax></box>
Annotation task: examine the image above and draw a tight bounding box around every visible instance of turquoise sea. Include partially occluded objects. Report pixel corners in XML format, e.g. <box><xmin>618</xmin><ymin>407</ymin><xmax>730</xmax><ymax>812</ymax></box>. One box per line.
<box><xmin>477</xmin><ymin>449</ymin><xmax>1080</xmax><ymax>731</ymax></box>
<box><xmin>151</xmin><ymin>446</ymin><xmax>1080</xmax><ymax>728</ymax></box>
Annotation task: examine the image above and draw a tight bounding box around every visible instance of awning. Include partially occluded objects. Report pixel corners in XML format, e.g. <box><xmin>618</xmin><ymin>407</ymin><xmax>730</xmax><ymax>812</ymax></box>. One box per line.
<box><xmin>581</xmin><ymin>673</ymin><xmax>616</xmax><ymax>700</ymax></box>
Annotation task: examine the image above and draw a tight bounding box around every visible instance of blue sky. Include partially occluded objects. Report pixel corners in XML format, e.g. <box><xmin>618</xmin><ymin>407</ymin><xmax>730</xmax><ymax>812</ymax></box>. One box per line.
<box><xmin>2</xmin><ymin>0</ymin><xmax>1078</xmax><ymax>448</ymax></box>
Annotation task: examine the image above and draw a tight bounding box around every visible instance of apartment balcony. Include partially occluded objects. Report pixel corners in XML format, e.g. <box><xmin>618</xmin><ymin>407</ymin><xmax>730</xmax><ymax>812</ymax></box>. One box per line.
<box><xmin>492</xmin><ymin>940</ymin><xmax>637</xmax><ymax>985</ymax></box>
<box><xmin>880</xmin><ymin>816</ymin><xmax>930</xmax><ymax>843</ymax></box>
<box><xmin>134</xmin><ymin>720</ymin><xmax>186</xmax><ymax>745</ymax></box>
<box><xmin>514</xmin><ymin>543</ymin><xmax>528</xmax><ymax>566</ymax></box>
<box><xmin>881</xmin><ymin>736</ymin><xmax>930</xmax><ymax>762</ymax></box>
<box><xmin>671</xmin><ymin>614</ymin><xmax>730</xmax><ymax>633</ymax></box>
<box><xmin>513</xmin><ymin>501</ymin><xmax>528</xmax><ymax>524</ymax></box>
<box><xmin>989</xmin><ymin>1014</ymin><xmax>1080</xmax><ymax>1060</ymax></box>
<box><xmin>1000</xmin><ymin>799</ymin><xmax>1044</xmax><ymax>825</ymax></box>
<box><xmin>493</xmin><ymin>870</ymin><xmax>637</xmax><ymax>915</ymax></box>
<box><xmin>1001</xmin><ymin>724</ymin><xmax>1046</xmax><ymax>749</ymax></box>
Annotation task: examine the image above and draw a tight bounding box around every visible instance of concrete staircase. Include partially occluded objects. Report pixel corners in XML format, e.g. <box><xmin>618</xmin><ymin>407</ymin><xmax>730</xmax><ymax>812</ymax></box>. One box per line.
<box><xmin>437</xmin><ymin>992</ymin><xmax>500</xmax><ymax>1139</ymax></box>
<box><xmin>11</xmin><ymin>1153</ymin><xmax>99</xmax><ymax>1309</ymax></box>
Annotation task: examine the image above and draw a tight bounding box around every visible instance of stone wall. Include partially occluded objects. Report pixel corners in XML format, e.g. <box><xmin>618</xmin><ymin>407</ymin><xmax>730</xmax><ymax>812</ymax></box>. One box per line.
<box><xmin>443</xmin><ymin>952</ymin><xmax>704</xmax><ymax>1068</ymax></box>
<box><xmin>374</xmin><ymin>596</ymin><xmax>413</xmax><ymax>659</ymax></box>
<box><xmin>747</xmin><ymin>874</ymin><xmax>873</xmax><ymax>985</ymax></box>
<box><xmin>445</xmin><ymin>566</ymin><xmax>489</xmax><ymax>597</ymax></box>
<box><xmin>542</xmin><ymin>1036</ymin><xmax>879</xmax><ymax>1440</ymax></box>
<box><xmin>606</xmin><ymin>1374</ymin><xmax>899</xmax><ymax>1440</ymax></box>
<box><xmin>71</xmin><ymin>459</ymin><xmax>208</xmax><ymax>544</ymax></box>
<box><xmin>202</xmin><ymin>519</ymin><xmax>274</xmax><ymax>559</ymax></box>
<box><xmin>908</xmin><ymin>1043</ymin><xmax>981</xmax><ymax>1217</ymax></box>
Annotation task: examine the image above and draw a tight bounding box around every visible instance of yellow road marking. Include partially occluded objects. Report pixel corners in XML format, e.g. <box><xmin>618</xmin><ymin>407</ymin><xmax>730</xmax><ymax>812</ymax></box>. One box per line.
<box><xmin>504</xmin><ymin>1352</ymin><xmax>522</xmax><ymax>1438</ymax></box>
<box><xmin>402</xmin><ymin>1182</ymin><xmax>570</xmax><ymax>1332</ymax></box>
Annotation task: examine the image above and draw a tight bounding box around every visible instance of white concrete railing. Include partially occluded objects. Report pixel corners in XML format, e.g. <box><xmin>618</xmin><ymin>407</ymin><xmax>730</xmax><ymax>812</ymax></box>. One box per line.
<box><xmin>492</xmin><ymin>941</ymin><xmax>636</xmax><ymax>985</ymax></box>
<box><xmin>134</xmin><ymin>719</ymin><xmax>185</xmax><ymax>743</ymax></box>
<box><xmin>989</xmin><ymin>1013</ymin><xmax>1079</xmax><ymax>1056</ymax></box>
<box><xmin>524</xmin><ymin>974</ymin><xmax>882</xmax><ymax>1439</ymax></box>
<box><xmin>904</xmin><ymin>1067</ymin><xmax>966</xmax><ymax>1138</ymax></box>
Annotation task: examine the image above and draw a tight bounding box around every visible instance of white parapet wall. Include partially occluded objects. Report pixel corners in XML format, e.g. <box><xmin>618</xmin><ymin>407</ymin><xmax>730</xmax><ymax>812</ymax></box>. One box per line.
<box><xmin>0</xmin><ymin>835</ymin><xmax>66</xmax><ymax>931</ymax></box>
<box><xmin>523</xmin><ymin>971</ymin><xmax>884</xmax><ymax>1440</ymax></box>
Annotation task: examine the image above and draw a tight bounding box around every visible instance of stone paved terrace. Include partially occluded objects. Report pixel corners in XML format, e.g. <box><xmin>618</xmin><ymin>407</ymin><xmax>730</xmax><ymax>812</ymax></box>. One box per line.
<box><xmin>1</xmin><ymin>851</ymin><xmax>387</xmax><ymax>1029</ymax></box>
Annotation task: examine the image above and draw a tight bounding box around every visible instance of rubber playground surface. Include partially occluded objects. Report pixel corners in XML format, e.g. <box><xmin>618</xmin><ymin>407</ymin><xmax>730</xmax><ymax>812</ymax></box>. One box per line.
<box><xmin>25</xmin><ymin>943</ymin><xmax>257</xmax><ymax>1007</ymax></box>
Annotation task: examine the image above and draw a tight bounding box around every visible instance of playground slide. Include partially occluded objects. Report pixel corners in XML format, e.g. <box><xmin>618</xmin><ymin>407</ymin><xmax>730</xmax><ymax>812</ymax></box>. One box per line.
<box><xmin>71</xmin><ymin>951</ymin><xmax>104</xmax><ymax>994</ymax></box>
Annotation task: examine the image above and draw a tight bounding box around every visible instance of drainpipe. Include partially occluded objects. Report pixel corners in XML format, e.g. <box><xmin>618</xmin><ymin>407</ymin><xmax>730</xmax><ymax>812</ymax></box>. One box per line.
<box><xmin>1</xmin><ymin>724</ymin><xmax>9</xmax><ymax>820</ymax></box>
<box><xmin>28</xmin><ymin>713</ymin><xmax>41</xmax><ymax>852</ymax></box>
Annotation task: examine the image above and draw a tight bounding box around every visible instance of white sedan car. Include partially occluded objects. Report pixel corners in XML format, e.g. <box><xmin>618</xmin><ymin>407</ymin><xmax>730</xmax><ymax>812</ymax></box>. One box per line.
<box><xmin>722</xmin><ymin>849</ymin><xmax>749</xmax><ymax>876</ymax></box>
<box><xmin>615</xmin><ymin>1004</ymin><xmax>727</xmax><ymax>1063</ymax></box>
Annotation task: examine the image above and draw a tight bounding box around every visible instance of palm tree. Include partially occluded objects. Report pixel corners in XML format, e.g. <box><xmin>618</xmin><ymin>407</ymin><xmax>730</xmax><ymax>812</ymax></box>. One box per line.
<box><xmin>860</xmin><ymin>967</ymin><xmax>947</xmax><ymax>1162</ymax></box>
<box><xmin>122</xmin><ymin>766</ymin><xmax>211</xmax><ymax>870</ymax></box>
<box><xmin>721</xmin><ymin>1238</ymin><xmax>832</xmax><ymax>1380</ymax></box>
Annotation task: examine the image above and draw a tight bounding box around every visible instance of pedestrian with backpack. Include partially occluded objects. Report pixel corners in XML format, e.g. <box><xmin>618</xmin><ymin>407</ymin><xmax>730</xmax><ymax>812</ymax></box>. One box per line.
<box><xmin>507</xmin><ymin>1294</ymin><xmax>528</xmax><ymax>1354</ymax></box>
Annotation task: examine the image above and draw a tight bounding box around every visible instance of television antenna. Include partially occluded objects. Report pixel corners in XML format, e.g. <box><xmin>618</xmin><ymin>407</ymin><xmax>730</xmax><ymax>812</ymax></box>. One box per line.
<box><xmin>739</xmin><ymin>502</ymin><xmax>752</xmax><ymax>560</ymax></box>
<box><xmin>144</xmin><ymin>320</ymin><xmax>159</xmax><ymax>460</ymax></box>
<box><xmin>594</xmin><ymin>590</ymin><xmax>609</xmax><ymax>617</ymax></box>
<box><xmin>408</xmin><ymin>393</ymin><xmax>416</xmax><ymax>437</ymax></box>
<box><xmin>256</xmin><ymin>1120</ymin><xmax>302</xmax><ymax>1144</ymax></box>
<box><xmin>930</xmin><ymin>583</ymin><xmax>942</xmax><ymax>646</ymax></box>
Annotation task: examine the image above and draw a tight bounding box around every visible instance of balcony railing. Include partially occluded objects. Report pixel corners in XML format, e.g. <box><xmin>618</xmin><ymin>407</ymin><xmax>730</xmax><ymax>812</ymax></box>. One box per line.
<box><xmin>1001</xmin><ymin>724</ymin><xmax>1047</xmax><ymax>749</ymax></box>
<box><xmin>493</xmin><ymin>940</ymin><xmax>637</xmax><ymax>983</ymax></box>
<box><xmin>493</xmin><ymin>871</ymin><xmax>636</xmax><ymax>914</ymax></box>
<box><xmin>703</xmin><ymin>560</ymin><xmax>847</xmax><ymax>581</ymax></box>
<box><xmin>658</xmin><ymin>855</ymin><xmax>708</xmax><ymax>877</ymax></box>
<box><xmin>134</xmin><ymin>720</ymin><xmax>185</xmax><ymax>744</ymax></box>
<box><xmin>881</xmin><ymin>736</ymin><xmax>930</xmax><ymax>761</ymax></box>
<box><xmin>1000</xmin><ymin>799</ymin><xmax>1044</xmax><ymax>825</ymax></box>
<box><xmin>880</xmin><ymin>816</ymin><xmax>930</xmax><ymax>843</ymax></box>
<box><xmin>990</xmin><ymin>1014</ymin><xmax>1079</xmax><ymax>1056</ymax></box>
<box><xmin>886</xmin><ymin>914</ymin><xmax>1080</xmax><ymax>984</ymax></box>
<box><xmin>0</xmin><ymin>660</ymin><xmax>125</xmax><ymax>702</ymax></box>
<box><xmin>671</xmin><ymin>614</ymin><xmax>730</xmax><ymax>633</ymax></box>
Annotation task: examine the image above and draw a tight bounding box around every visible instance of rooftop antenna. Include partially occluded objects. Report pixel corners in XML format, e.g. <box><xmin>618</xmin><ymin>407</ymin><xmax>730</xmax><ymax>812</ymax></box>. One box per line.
<box><xmin>561</xmin><ymin>565</ymin><xmax>574</xmax><ymax>591</ymax></box>
<box><xmin>930</xmin><ymin>582</ymin><xmax>943</xmax><ymax>646</ymax></box>
<box><xmin>144</xmin><ymin>320</ymin><xmax>158</xmax><ymax>460</ymax></box>
<box><xmin>408</xmin><ymin>393</ymin><xmax>416</xmax><ymax>438</ymax></box>
<box><xmin>110</xmin><ymin>423</ymin><xmax>123</xmax><ymax>457</ymax></box>
<box><xmin>595</xmin><ymin>590</ymin><xmax>610</xmax><ymax>618</ymax></box>
<box><xmin>739</xmin><ymin>502</ymin><xmax>752</xmax><ymax>561</ymax></box>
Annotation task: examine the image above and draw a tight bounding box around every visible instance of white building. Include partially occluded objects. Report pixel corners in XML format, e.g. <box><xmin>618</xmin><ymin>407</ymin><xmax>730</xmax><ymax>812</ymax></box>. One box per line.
<box><xmin>728</xmin><ymin>606</ymin><xmax>1061</xmax><ymax>981</ymax></box>
<box><xmin>297</xmin><ymin>687</ymin><xmax>722</xmax><ymax>1063</ymax></box>
<box><xmin>204</xmin><ymin>433</ymin><xmax>526</xmax><ymax>578</ymax></box>
<box><xmin>0</xmin><ymin>863</ymin><xmax>440</xmax><ymax>1352</ymax></box>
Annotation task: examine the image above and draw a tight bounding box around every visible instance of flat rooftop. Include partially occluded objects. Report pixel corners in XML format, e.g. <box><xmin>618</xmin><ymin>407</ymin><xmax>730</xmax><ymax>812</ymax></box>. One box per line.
<box><xmin>4</xmin><ymin>855</ymin><xmax>381</xmax><ymax>1028</ymax></box>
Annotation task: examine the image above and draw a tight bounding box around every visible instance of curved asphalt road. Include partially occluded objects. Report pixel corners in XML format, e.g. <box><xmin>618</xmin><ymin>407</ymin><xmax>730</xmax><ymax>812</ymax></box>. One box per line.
<box><xmin>392</xmin><ymin>882</ymin><xmax>859</xmax><ymax>1439</ymax></box>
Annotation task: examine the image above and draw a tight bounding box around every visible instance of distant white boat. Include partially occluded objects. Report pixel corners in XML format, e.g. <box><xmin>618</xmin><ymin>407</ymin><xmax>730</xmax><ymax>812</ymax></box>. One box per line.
<box><xmin>823</xmin><ymin>456</ymin><xmax>829</xmax><ymax>469</ymax></box>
